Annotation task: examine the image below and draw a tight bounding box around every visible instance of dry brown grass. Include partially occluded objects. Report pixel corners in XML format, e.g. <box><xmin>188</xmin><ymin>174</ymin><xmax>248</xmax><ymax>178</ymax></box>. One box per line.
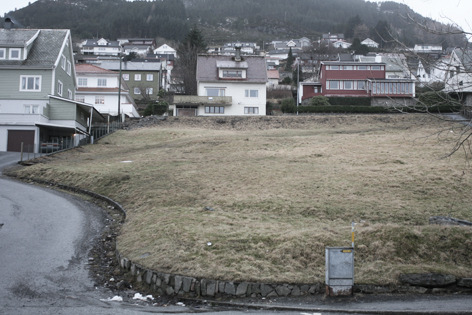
<box><xmin>12</xmin><ymin>114</ymin><xmax>472</xmax><ymax>285</ymax></box>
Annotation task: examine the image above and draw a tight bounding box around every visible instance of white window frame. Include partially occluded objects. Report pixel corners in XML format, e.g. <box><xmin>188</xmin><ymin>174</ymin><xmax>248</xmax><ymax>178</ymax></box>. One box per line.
<box><xmin>20</xmin><ymin>75</ymin><xmax>42</xmax><ymax>91</ymax></box>
<box><xmin>75</xmin><ymin>95</ymin><xmax>85</xmax><ymax>103</ymax></box>
<box><xmin>134</xmin><ymin>87</ymin><xmax>141</xmax><ymax>95</ymax></box>
<box><xmin>206</xmin><ymin>88</ymin><xmax>225</xmax><ymax>97</ymax></box>
<box><xmin>146</xmin><ymin>87</ymin><xmax>153</xmax><ymax>95</ymax></box>
<box><xmin>146</xmin><ymin>74</ymin><xmax>154</xmax><ymax>81</ymax></box>
<box><xmin>67</xmin><ymin>61</ymin><xmax>72</xmax><ymax>75</ymax></box>
<box><xmin>57</xmin><ymin>80</ymin><xmax>63</xmax><ymax>96</ymax></box>
<box><xmin>95</xmin><ymin>96</ymin><xmax>105</xmax><ymax>104</ymax></box>
<box><xmin>205</xmin><ymin>106</ymin><xmax>225</xmax><ymax>114</ymax></box>
<box><xmin>245</xmin><ymin>89</ymin><xmax>258</xmax><ymax>97</ymax></box>
<box><xmin>0</xmin><ymin>48</ymin><xmax>5</xmax><ymax>60</ymax></box>
<box><xmin>135</xmin><ymin>74</ymin><xmax>142</xmax><ymax>81</ymax></box>
<box><xmin>123</xmin><ymin>74</ymin><xmax>130</xmax><ymax>81</ymax></box>
<box><xmin>328</xmin><ymin>80</ymin><xmax>340</xmax><ymax>90</ymax></box>
<box><xmin>97</xmin><ymin>78</ymin><xmax>107</xmax><ymax>87</ymax></box>
<box><xmin>68</xmin><ymin>89</ymin><xmax>73</xmax><ymax>99</ymax></box>
<box><xmin>78</xmin><ymin>78</ymin><xmax>87</xmax><ymax>87</ymax></box>
<box><xmin>244</xmin><ymin>107</ymin><xmax>259</xmax><ymax>114</ymax></box>
<box><xmin>343</xmin><ymin>80</ymin><xmax>353</xmax><ymax>90</ymax></box>
<box><xmin>24</xmin><ymin>105</ymin><xmax>39</xmax><ymax>114</ymax></box>
<box><xmin>10</xmin><ymin>48</ymin><xmax>21</xmax><ymax>60</ymax></box>
<box><xmin>61</xmin><ymin>55</ymin><xmax>66</xmax><ymax>70</ymax></box>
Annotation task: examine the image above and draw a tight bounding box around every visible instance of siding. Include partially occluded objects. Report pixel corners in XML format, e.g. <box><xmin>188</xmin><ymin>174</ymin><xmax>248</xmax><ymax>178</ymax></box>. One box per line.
<box><xmin>0</xmin><ymin>69</ymin><xmax>52</xmax><ymax>100</ymax></box>
<box><xmin>48</xmin><ymin>98</ymin><xmax>76</xmax><ymax>120</ymax></box>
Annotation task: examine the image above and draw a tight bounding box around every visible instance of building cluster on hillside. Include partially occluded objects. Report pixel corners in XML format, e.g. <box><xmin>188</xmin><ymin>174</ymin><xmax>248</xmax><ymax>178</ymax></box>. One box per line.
<box><xmin>1</xmin><ymin>16</ymin><xmax>472</xmax><ymax>153</ymax></box>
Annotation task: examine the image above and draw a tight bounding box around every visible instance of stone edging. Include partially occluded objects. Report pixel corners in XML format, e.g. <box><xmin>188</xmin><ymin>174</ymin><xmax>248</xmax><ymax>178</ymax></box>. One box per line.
<box><xmin>7</xmin><ymin>174</ymin><xmax>472</xmax><ymax>298</ymax></box>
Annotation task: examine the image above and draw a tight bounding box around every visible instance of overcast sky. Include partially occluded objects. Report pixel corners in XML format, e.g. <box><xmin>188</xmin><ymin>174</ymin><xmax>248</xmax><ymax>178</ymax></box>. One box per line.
<box><xmin>1</xmin><ymin>0</ymin><xmax>471</xmax><ymax>35</ymax></box>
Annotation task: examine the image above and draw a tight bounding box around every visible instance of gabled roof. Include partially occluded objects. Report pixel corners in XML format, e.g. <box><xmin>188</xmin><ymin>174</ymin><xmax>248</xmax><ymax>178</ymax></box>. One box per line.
<box><xmin>75</xmin><ymin>63</ymin><xmax>117</xmax><ymax>75</ymax></box>
<box><xmin>197</xmin><ymin>54</ymin><xmax>267</xmax><ymax>83</ymax></box>
<box><xmin>0</xmin><ymin>29</ymin><xmax>39</xmax><ymax>47</ymax></box>
<box><xmin>0</xmin><ymin>29</ymin><xmax>69</xmax><ymax>68</ymax></box>
<box><xmin>82</xmin><ymin>38</ymin><xmax>120</xmax><ymax>48</ymax></box>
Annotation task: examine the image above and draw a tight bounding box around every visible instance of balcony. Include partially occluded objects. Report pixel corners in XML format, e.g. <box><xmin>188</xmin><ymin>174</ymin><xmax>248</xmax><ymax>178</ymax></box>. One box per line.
<box><xmin>172</xmin><ymin>95</ymin><xmax>232</xmax><ymax>106</ymax></box>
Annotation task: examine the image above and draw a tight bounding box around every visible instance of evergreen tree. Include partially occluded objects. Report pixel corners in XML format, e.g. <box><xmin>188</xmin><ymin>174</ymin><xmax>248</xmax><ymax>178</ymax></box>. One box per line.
<box><xmin>285</xmin><ymin>47</ymin><xmax>294</xmax><ymax>71</ymax></box>
<box><xmin>176</xmin><ymin>26</ymin><xmax>207</xmax><ymax>95</ymax></box>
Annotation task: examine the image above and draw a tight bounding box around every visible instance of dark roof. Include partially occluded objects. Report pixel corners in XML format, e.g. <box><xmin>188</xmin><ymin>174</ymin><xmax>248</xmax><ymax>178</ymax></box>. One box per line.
<box><xmin>0</xmin><ymin>29</ymin><xmax>69</xmax><ymax>69</ymax></box>
<box><xmin>82</xmin><ymin>39</ymin><xmax>120</xmax><ymax>48</ymax></box>
<box><xmin>197</xmin><ymin>54</ymin><xmax>267</xmax><ymax>83</ymax></box>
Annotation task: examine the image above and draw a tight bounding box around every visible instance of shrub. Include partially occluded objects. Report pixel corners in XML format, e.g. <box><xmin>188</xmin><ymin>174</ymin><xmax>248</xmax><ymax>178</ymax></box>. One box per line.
<box><xmin>143</xmin><ymin>101</ymin><xmax>169</xmax><ymax>116</ymax></box>
<box><xmin>281</xmin><ymin>98</ymin><xmax>296</xmax><ymax>113</ymax></box>
<box><xmin>328</xmin><ymin>97</ymin><xmax>371</xmax><ymax>106</ymax></box>
<box><xmin>310</xmin><ymin>96</ymin><xmax>331</xmax><ymax>106</ymax></box>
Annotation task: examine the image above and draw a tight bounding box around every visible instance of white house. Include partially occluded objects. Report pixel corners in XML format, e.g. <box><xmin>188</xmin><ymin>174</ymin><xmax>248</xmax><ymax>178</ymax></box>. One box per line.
<box><xmin>75</xmin><ymin>64</ymin><xmax>139</xmax><ymax>118</ymax></box>
<box><xmin>153</xmin><ymin>43</ymin><xmax>177</xmax><ymax>57</ymax></box>
<box><xmin>80</xmin><ymin>38</ymin><xmax>121</xmax><ymax>56</ymax></box>
<box><xmin>332</xmin><ymin>40</ymin><xmax>351</xmax><ymax>49</ymax></box>
<box><xmin>172</xmin><ymin>47</ymin><xmax>267</xmax><ymax>116</ymax></box>
<box><xmin>361</xmin><ymin>38</ymin><xmax>379</xmax><ymax>48</ymax></box>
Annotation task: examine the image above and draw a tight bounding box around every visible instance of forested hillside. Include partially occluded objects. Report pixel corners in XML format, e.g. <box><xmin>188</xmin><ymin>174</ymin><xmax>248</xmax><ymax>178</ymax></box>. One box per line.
<box><xmin>2</xmin><ymin>0</ymin><xmax>467</xmax><ymax>47</ymax></box>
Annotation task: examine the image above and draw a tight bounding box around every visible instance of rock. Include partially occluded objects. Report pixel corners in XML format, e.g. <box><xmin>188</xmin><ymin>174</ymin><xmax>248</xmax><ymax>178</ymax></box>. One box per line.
<box><xmin>182</xmin><ymin>277</ymin><xmax>193</xmax><ymax>292</ymax></box>
<box><xmin>399</xmin><ymin>273</ymin><xmax>456</xmax><ymax>287</ymax></box>
<box><xmin>206</xmin><ymin>280</ymin><xmax>217</xmax><ymax>297</ymax></box>
<box><xmin>236</xmin><ymin>282</ymin><xmax>249</xmax><ymax>296</ymax></box>
<box><xmin>275</xmin><ymin>285</ymin><xmax>291</xmax><ymax>296</ymax></box>
<box><xmin>261</xmin><ymin>284</ymin><xmax>274</xmax><ymax>297</ymax></box>
<box><xmin>429</xmin><ymin>216</ymin><xmax>472</xmax><ymax>226</ymax></box>
<box><xmin>458</xmin><ymin>278</ymin><xmax>472</xmax><ymax>288</ymax></box>
<box><xmin>224</xmin><ymin>282</ymin><xmax>236</xmax><ymax>295</ymax></box>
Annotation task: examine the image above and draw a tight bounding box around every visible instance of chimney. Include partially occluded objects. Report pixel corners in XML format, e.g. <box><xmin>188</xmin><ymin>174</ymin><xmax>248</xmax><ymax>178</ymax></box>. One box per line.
<box><xmin>375</xmin><ymin>54</ymin><xmax>382</xmax><ymax>63</ymax></box>
<box><xmin>4</xmin><ymin>17</ymin><xmax>13</xmax><ymax>30</ymax></box>
<box><xmin>234</xmin><ymin>43</ymin><xmax>242</xmax><ymax>62</ymax></box>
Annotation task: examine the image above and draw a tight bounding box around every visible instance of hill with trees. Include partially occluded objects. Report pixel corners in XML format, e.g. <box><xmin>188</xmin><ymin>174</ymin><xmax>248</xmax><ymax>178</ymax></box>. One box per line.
<box><xmin>2</xmin><ymin>0</ymin><xmax>467</xmax><ymax>48</ymax></box>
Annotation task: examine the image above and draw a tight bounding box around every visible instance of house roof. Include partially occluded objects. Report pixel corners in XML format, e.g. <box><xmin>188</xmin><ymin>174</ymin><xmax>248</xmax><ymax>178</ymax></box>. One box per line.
<box><xmin>82</xmin><ymin>39</ymin><xmax>120</xmax><ymax>48</ymax></box>
<box><xmin>197</xmin><ymin>54</ymin><xmax>267</xmax><ymax>83</ymax></box>
<box><xmin>0</xmin><ymin>29</ymin><xmax>39</xmax><ymax>47</ymax></box>
<box><xmin>267</xmin><ymin>69</ymin><xmax>280</xmax><ymax>80</ymax></box>
<box><xmin>0</xmin><ymin>29</ymin><xmax>69</xmax><ymax>69</ymax></box>
<box><xmin>75</xmin><ymin>63</ymin><xmax>117</xmax><ymax>75</ymax></box>
<box><xmin>98</xmin><ymin>60</ymin><xmax>162</xmax><ymax>71</ymax></box>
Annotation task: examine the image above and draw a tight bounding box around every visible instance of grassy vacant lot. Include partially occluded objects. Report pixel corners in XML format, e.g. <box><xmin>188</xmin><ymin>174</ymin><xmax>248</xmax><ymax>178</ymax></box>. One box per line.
<box><xmin>12</xmin><ymin>114</ymin><xmax>472</xmax><ymax>285</ymax></box>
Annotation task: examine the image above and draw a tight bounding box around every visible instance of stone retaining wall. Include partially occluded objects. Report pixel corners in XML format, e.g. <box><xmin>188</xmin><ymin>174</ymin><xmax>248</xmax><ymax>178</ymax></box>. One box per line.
<box><xmin>116</xmin><ymin>251</ymin><xmax>324</xmax><ymax>298</ymax></box>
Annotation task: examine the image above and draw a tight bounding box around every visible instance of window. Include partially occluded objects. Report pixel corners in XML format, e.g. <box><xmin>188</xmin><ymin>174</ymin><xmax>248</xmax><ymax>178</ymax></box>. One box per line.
<box><xmin>97</xmin><ymin>78</ymin><xmax>107</xmax><ymax>87</ymax></box>
<box><xmin>222</xmin><ymin>70</ymin><xmax>242</xmax><ymax>78</ymax></box>
<box><xmin>135</xmin><ymin>74</ymin><xmax>141</xmax><ymax>81</ymax></box>
<box><xmin>123</xmin><ymin>74</ymin><xmax>129</xmax><ymax>81</ymax></box>
<box><xmin>76</xmin><ymin>96</ymin><xmax>85</xmax><ymax>103</ymax></box>
<box><xmin>314</xmin><ymin>86</ymin><xmax>321</xmax><ymax>93</ymax></box>
<box><xmin>57</xmin><ymin>80</ymin><xmax>63</xmax><ymax>96</ymax></box>
<box><xmin>68</xmin><ymin>89</ymin><xmax>73</xmax><ymax>99</ymax></box>
<box><xmin>67</xmin><ymin>61</ymin><xmax>72</xmax><ymax>75</ymax></box>
<box><xmin>146</xmin><ymin>74</ymin><xmax>154</xmax><ymax>81</ymax></box>
<box><xmin>205</xmin><ymin>106</ymin><xmax>225</xmax><ymax>114</ymax></box>
<box><xmin>371</xmin><ymin>65</ymin><xmax>382</xmax><ymax>70</ymax></box>
<box><xmin>10</xmin><ymin>48</ymin><xmax>21</xmax><ymax>60</ymax></box>
<box><xmin>78</xmin><ymin>78</ymin><xmax>87</xmax><ymax>87</ymax></box>
<box><xmin>357</xmin><ymin>81</ymin><xmax>366</xmax><ymax>90</ymax></box>
<box><xmin>95</xmin><ymin>96</ymin><xmax>105</xmax><ymax>104</ymax></box>
<box><xmin>0</xmin><ymin>48</ymin><xmax>5</xmax><ymax>59</ymax></box>
<box><xmin>20</xmin><ymin>75</ymin><xmax>41</xmax><ymax>91</ymax></box>
<box><xmin>343</xmin><ymin>65</ymin><xmax>353</xmax><ymax>70</ymax></box>
<box><xmin>328</xmin><ymin>80</ymin><xmax>339</xmax><ymax>89</ymax></box>
<box><xmin>24</xmin><ymin>105</ymin><xmax>39</xmax><ymax>114</ymax></box>
<box><xmin>357</xmin><ymin>65</ymin><xmax>367</xmax><ymax>70</ymax></box>
<box><xmin>245</xmin><ymin>89</ymin><xmax>258</xmax><ymax>97</ymax></box>
<box><xmin>329</xmin><ymin>65</ymin><xmax>339</xmax><ymax>70</ymax></box>
<box><xmin>134</xmin><ymin>87</ymin><xmax>141</xmax><ymax>95</ymax></box>
<box><xmin>61</xmin><ymin>55</ymin><xmax>66</xmax><ymax>70</ymax></box>
<box><xmin>206</xmin><ymin>88</ymin><xmax>225</xmax><ymax>97</ymax></box>
<box><xmin>244</xmin><ymin>107</ymin><xmax>259</xmax><ymax>114</ymax></box>
<box><xmin>146</xmin><ymin>87</ymin><xmax>153</xmax><ymax>95</ymax></box>
<box><xmin>343</xmin><ymin>81</ymin><xmax>353</xmax><ymax>90</ymax></box>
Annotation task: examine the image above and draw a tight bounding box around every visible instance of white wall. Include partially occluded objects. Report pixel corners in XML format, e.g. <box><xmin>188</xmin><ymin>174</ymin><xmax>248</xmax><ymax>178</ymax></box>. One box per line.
<box><xmin>197</xmin><ymin>82</ymin><xmax>266</xmax><ymax>116</ymax></box>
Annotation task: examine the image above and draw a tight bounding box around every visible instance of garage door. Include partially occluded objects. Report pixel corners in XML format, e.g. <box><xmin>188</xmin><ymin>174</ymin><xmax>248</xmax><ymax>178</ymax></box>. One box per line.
<box><xmin>177</xmin><ymin>108</ymin><xmax>197</xmax><ymax>116</ymax></box>
<box><xmin>7</xmin><ymin>130</ymin><xmax>35</xmax><ymax>152</ymax></box>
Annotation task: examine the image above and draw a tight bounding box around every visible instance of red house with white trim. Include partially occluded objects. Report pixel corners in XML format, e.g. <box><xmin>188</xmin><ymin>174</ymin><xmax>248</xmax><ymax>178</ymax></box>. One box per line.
<box><xmin>299</xmin><ymin>61</ymin><xmax>415</xmax><ymax>103</ymax></box>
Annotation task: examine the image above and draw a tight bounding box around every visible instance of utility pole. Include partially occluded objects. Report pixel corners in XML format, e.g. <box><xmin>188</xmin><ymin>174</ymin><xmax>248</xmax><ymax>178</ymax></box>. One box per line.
<box><xmin>118</xmin><ymin>53</ymin><xmax>122</xmax><ymax>123</ymax></box>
